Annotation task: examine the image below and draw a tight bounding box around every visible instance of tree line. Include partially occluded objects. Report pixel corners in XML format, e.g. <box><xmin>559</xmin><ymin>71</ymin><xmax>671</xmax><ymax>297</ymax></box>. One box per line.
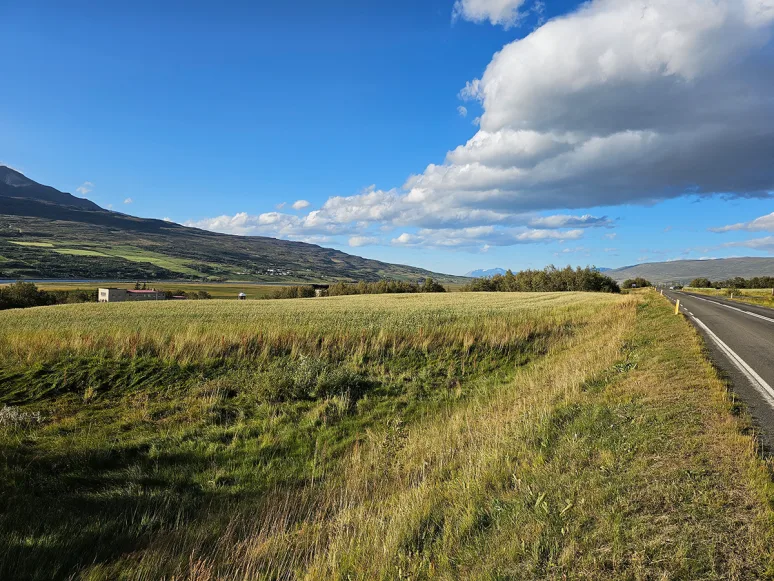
<box><xmin>690</xmin><ymin>276</ymin><xmax>774</xmax><ymax>289</ymax></box>
<box><xmin>0</xmin><ymin>282</ymin><xmax>213</xmax><ymax>310</ymax></box>
<box><xmin>0</xmin><ymin>282</ymin><xmax>97</xmax><ymax>310</ymax></box>
<box><xmin>461</xmin><ymin>266</ymin><xmax>620</xmax><ymax>293</ymax></box>
<box><xmin>270</xmin><ymin>278</ymin><xmax>446</xmax><ymax>299</ymax></box>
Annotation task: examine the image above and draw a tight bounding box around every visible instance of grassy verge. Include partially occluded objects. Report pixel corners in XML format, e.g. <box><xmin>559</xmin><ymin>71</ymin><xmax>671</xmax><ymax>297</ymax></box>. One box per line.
<box><xmin>686</xmin><ymin>287</ymin><xmax>774</xmax><ymax>309</ymax></box>
<box><xmin>0</xmin><ymin>293</ymin><xmax>773</xmax><ymax>579</ymax></box>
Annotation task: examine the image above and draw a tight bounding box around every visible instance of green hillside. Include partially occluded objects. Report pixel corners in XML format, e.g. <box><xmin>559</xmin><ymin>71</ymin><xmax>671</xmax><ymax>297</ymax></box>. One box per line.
<box><xmin>0</xmin><ymin>168</ymin><xmax>466</xmax><ymax>284</ymax></box>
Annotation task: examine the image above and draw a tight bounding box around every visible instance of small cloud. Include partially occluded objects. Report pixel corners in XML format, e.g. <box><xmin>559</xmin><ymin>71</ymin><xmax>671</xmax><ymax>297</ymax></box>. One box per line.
<box><xmin>529</xmin><ymin>214</ymin><xmax>611</xmax><ymax>229</ymax></box>
<box><xmin>710</xmin><ymin>212</ymin><xmax>774</xmax><ymax>233</ymax></box>
<box><xmin>723</xmin><ymin>236</ymin><xmax>774</xmax><ymax>252</ymax></box>
<box><xmin>554</xmin><ymin>246</ymin><xmax>589</xmax><ymax>256</ymax></box>
<box><xmin>604</xmin><ymin>233</ymin><xmax>617</xmax><ymax>240</ymax></box>
<box><xmin>348</xmin><ymin>236</ymin><xmax>379</xmax><ymax>248</ymax></box>
<box><xmin>663</xmin><ymin>226</ymin><xmax>673</xmax><ymax>233</ymax></box>
<box><xmin>292</xmin><ymin>200</ymin><xmax>310</xmax><ymax>210</ymax></box>
<box><xmin>481</xmin><ymin>244</ymin><xmax>491</xmax><ymax>252</ymax></box>
<box><xmin>457</xmin><ymin>106</ymin><xmax>468</xmax><ymax>118</ymax></box>
<box><xmin>123</xmin><ymin>198</ymin><xmax>133</xmax><ymax>204</ymax></box>
<box><xmin>76</xmin><ymin>181</ymin><xmax>94</xmax><ymax>195</ymax></box>
<box><xmin>162</xmin><ymin>217</ymin><xmax>173</xmax><ymax>222</ymax></box>
<box><xmin>275</xmin><ymin>202</ymin><xmax>286</xmax><ymax>210</ymax></box>
<box><xmin>392</xmin><ymin>233</ymin><xmax>421</xmax><ymax>246</ymax></box>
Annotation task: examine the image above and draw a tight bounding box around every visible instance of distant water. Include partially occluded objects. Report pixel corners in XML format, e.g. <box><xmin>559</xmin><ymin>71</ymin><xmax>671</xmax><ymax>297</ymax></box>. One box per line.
<box><xmin>0</xmin><ymin>279</ymin><xmax>305</xmax><ymax>286</ymax></box>
<box><xmin>0</xmin><ymin>279</ymin><xmax>114</xmax><ymax>284</ymax></box>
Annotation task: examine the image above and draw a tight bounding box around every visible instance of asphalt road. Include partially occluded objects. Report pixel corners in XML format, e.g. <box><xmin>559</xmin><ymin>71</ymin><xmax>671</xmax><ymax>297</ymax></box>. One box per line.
<box><xmin>662</xmin><ymin>290</ymin><xmax>774</xmax><ymax>451</ymax></box>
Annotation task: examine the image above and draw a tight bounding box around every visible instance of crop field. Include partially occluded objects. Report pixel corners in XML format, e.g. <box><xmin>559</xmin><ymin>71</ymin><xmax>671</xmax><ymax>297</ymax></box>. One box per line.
<box><xmin>1</xmin><ymin>292</ymin><xmax>773</xmax><ymax>579</ymax></box>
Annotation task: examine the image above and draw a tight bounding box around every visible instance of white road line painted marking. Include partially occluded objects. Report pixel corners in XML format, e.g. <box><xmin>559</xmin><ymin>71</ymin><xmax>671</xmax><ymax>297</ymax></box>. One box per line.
<box><xmin>685</xmin><ymin>294</ymin><xmax>774</xmax><ymax>324</ymax></box>
<box><xmin>690</xmin><ymin>314</ymin><xmax>774</xmax><ymax>408</ymax></box>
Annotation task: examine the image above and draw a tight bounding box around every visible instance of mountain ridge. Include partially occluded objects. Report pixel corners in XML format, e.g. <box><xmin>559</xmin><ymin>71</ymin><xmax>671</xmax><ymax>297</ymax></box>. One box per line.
<box><xmin>607</xmin><ymin>258</ymin><xmax>774</xmax><ymax>284</ymax></box>
<box><xmin>0</xmin><ymin>166</ymin><xmax>101</xmax><ymax>211</ymax></box>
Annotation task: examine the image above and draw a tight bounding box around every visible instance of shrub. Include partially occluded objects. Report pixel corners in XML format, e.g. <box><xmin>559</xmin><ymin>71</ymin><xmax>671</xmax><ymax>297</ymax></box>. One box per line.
<box><xmin>254</xmin><ymin>358</ymin><xmax>371</xmax><ymax>403</ymax></box>
<box><xmin>622</xmin><ymin>277</ymin><xmax>652</xmax><ymax>289</ymax></box>
<box><xmin>690</xmin><ymin>278</ymin><xmax>713</xmax><ymax>288</ymax></box>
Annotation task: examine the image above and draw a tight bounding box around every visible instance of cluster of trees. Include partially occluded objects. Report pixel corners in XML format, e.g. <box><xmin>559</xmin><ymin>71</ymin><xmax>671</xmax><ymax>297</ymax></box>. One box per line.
<box><xmin>0</xmin><ymin>282</ymin><xmax>97</xmax><ymax>310</ymax></box>
<box><xmin>690</xmin><ymin>276</ymin><xmax>774</xmax><ymax>289</ymax></box>
<box><xmin>622</xmin><ymin>277</ymin><xmax>652</xmax><ymax>289</ymax></box>
<box><xmin>0</xmin><ymin>282</ymin><xmax>215</xmax><ymax>310</ymax></box>
<box><xmin>327</xmin><ymin>279</ymin><xmax>446</xmax><ymax>296</ymax></box>
<box><xmin>164</xmin><ymin>289</ymin><xmax>212</xmax><ymax>300</ymax></box>
<box><xmin>270</xmin><ymin>278</ymin><xmax>446</xmax><ymax>299</ymax></box>
<box><xmin>462</xmin><ymin>266</ymin><xmax>620</xmax><ymax>294</ymax></box>
<box><xmin>270</xmin><ymin>286</ymin><xmax>318</xmax><ymax>299</ymax></box>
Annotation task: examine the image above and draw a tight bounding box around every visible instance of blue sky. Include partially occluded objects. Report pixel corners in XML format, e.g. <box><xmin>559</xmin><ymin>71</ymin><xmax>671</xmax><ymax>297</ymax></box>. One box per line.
<box><xmin>1</xmin><ymin>0</ymin><xmax>773</xmax><ymax>275</ymax></box>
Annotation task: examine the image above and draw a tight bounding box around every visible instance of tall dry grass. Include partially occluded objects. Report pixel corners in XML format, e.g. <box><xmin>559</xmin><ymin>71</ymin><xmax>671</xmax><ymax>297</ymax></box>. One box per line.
<box><xmin>110</xmin><ymin>297</ymin><xmax>639</xmax><ymax>579</ymax></box>
<box><xmin>0</xmin><ymin>292</ymin><xmax>624</xmax><ymax>365</ymax></box>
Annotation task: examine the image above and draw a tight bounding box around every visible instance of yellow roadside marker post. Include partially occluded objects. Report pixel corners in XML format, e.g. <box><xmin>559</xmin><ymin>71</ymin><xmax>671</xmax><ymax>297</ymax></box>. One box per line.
<box><xmin>675</xmin><ymin>300</ymin><xmax>680</xmax><ymax>315</ymax></box>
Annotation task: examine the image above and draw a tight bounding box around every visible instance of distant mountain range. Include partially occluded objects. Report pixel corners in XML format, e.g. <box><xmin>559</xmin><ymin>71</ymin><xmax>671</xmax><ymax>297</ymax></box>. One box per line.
<box><xmin>606</xmin><ymin>258</ymin><xmax>774</xmax><ymax>284</ymax></box>
<box><xmin>465</xmin><ymin>268</ymin><xmax>507</xmax><ymax>278</ymax></box>
<box><xmin>0</xmin><ymin>167</ymin><xmax>468</xmax><ymax>283</ymax></box>
<box><xmin>466</xmin><ymin>266</ymin><xmax>612</xmax><ymax>278</ymax></box>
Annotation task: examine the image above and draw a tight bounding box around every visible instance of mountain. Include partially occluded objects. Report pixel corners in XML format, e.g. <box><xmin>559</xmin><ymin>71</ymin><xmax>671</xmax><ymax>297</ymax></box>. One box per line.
<box><xmin>465</xmin><ymin>268</ymin><xmax>507</xmax><ymax>278</ymax></box>
<box><xmin>0</xmin><ymin>166</ymin><xmax>101</xmax><ymax>211</ymax></box>
<box><xmin>607</xmin><ymin>258</ymin><xmax>774</xmax><ymax>284</ymax></box>
<box><xmin>0</xmin><ymin>168</ymin><xmax>467</xmax><ymax>284</ymax></box>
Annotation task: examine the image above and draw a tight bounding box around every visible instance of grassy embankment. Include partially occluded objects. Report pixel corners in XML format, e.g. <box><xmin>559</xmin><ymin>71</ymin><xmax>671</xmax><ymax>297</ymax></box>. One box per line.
<box><xmin>685</xmin><ymin>287</ymin><xmax>774</xmax><ymax>309</ymax></box>
<box><xmin>1</xmin><ymin>292</ymin><xmax>773</xmax><ymax>579</ymax></box>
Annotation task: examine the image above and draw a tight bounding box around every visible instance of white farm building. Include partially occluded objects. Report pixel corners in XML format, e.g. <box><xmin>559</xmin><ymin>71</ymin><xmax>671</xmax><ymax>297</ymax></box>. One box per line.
<box><xmin>98</xmin><ymin>288</ymin><xmax>166</xmax><ymax>303</ymax></box>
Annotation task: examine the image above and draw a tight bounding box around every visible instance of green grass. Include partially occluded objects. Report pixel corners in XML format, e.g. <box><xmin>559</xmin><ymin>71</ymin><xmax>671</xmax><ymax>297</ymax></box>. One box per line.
<box><xmin>685</xmin><ymin>287</ymin><xmax>774</xmax><ymax>309</ymax></box>
<box><xmin>8</xmin><ymin>241</ymin><xmax>54</xmax><ymax>247</ymax></box>
<box><xmin>54</xmin><ymin>248</ymin><xmax>110</xmax><ymax>257</ymax></box>
<box><xmin>100</xmin><ymin>247</ymin><xmax>209</xmax><ymax>276</ymax></box>
<box><xmin>0</xmin><ymin>292</ymin><xmax>773</xmax><ymax>579</ymax></box>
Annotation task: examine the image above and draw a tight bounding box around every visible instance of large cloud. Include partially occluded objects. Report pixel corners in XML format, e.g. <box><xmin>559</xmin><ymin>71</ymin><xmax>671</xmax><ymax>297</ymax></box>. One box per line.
<box><xmin>191</xmin><ymin>0</ymin><xmax>774</xmax><ymax>250</ymax></box>
<box><xmin>412</xmin><ymin>0</ymin><xmax>774</xmax><ymax>213</ymax></box>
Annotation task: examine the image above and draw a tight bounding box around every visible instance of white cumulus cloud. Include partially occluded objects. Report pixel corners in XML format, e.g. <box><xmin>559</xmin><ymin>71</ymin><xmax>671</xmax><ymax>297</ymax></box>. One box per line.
<box><xmin>123</xmin><ymin>198</ymin><xmax>133</xmax><ymax>204</ymax></box>
<box><xmin>453</xmin><ymin>0</ymin><xmax>531</xmax><ymax>28</ymax></box>
<box><xmin>723</xmin><ymin>236</ymin><xmax>774</xmax><ymax>252</ymax></box>
<box><xmin>711</xmin><ymin>212</ymin><xmax>774</xmax><ymax>233</ymax></box>
<box><xmin>348</xmin><ymin>236</ymin><xmax>379</xmax><ymax>247</ymax></box>
<box><xmin>292</xmin><ymin>200</ymin><xmax>310</xmax><ymax>210</ymax></box>
<box><xmin>189</xmin><ymin>0</ymin><xmax>774</xmax><ymax>252</ymax></box>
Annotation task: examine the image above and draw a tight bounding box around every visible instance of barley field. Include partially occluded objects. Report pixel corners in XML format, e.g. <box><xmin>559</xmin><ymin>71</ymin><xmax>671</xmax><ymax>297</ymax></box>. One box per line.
<box><xmin>1</xmin><ymin>292</ymin><xmax>773</xmax><ymax>580</ymax></box>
